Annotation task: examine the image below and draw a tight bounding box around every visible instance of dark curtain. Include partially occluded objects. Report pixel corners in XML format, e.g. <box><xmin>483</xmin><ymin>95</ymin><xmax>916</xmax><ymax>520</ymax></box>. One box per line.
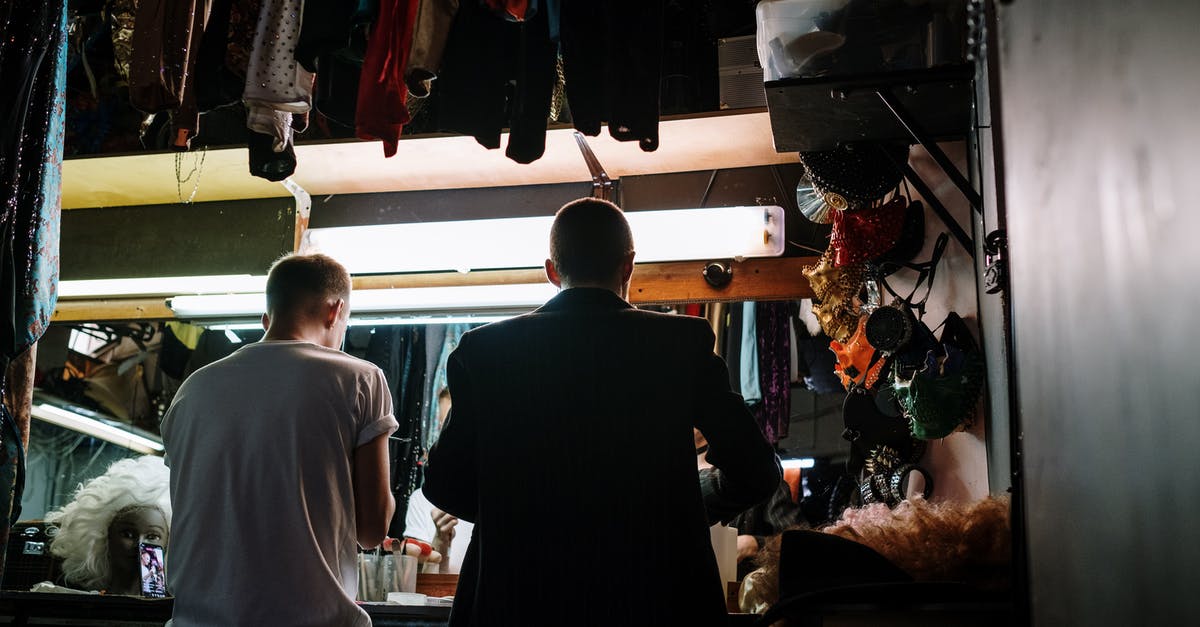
<box><xmin>365</xmin><ymin>326</ymin><xmax>427</xmax><ymax>538</ymax></box>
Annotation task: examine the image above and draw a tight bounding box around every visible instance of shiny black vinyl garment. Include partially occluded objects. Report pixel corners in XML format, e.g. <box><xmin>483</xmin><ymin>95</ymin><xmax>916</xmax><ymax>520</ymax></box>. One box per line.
<box><xmin>424</xmin><ymin>288</ymin><xmax>780</xmax><ymax>627</ymax></box>
<box><xmin>560</xmin><ymin>0</ymin><xmax>664</xmax><ymax>152</ymax></box>
<box><xmin>433</xmin><ymin>0</ymin><xmax>557</xmax><ymax>164</ymax></box>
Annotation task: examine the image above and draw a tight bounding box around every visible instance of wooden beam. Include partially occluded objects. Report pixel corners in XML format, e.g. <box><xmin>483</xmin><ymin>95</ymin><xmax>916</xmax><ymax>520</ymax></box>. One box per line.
<box><xmin>629</xmin><ymin>257</ymin><xmax>816</xmax><ymax>305</ymax></box>
<box><xmin>51</xmin><ymin>257</ymin><xmax>817</xmax><ymax>323</ymax></box>
<box><xmin>52</xmin><ymin>298</ymin><xmax>175</xmax><ymax>322</ymax></box>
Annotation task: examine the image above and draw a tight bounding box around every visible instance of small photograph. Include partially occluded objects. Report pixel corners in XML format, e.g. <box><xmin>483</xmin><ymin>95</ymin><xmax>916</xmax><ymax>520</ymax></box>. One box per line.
<box><xmin>139</xmin><ymin>543</ymin><xmax>167</xmax><ymax>598</ymax></box>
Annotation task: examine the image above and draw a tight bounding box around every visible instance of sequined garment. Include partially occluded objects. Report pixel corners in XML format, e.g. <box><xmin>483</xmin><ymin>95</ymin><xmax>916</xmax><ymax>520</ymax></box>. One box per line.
<box><xmin>0</xmin><ymin>0</ymin><xmax>66</xmax><ymax>371</ymax></box>
<box><xmin>803</xmin><ymin>250</ymin><xmax>867</xmax><ymax>342</ymax></box>
<box><xmin>0</xmin><ymin>0</ymin><xmax>67</xmax><ymax>576</ymax></box>
<box><xmin>753</xmin><ymin>301</ymin><xmax>792</xmax><ymax>444</ymax></box>
<box><xmin>829</xmin><ymin>197</ymin><xmax>908</xmax><ymax>267</ymax></box>
<box><xmin>107</xmin><ymin>0</ymin><xmax>138</xmax><ymax>83</ymax></box>
<box><xmin>244</xmin><ymin>0</ymin><xmax>313</xmax><ymax>152</ymax></box>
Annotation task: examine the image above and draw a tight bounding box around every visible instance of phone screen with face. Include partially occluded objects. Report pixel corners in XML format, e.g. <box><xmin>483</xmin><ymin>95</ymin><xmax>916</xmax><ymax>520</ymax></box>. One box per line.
<box><xmin>139</xmin><ymin>542</ymin><xmax>167</xmax><ymax>598</ymax></box>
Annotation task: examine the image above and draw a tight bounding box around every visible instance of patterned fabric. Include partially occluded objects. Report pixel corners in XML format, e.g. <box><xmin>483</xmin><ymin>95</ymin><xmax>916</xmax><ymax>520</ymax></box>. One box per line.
<box><xmin>754</xmin><ymin>301</ymin><xmax>793</xmax><ymax>444</ymax></box>
<box><xmin>0</xmin><ymin>0</ymin><xmax>67</xmax><ymax>582</ymax></box>
<box><xmin>244</xmin><ymin>0</ymin><xmax>313</xmax><ymax>151</ymax></box>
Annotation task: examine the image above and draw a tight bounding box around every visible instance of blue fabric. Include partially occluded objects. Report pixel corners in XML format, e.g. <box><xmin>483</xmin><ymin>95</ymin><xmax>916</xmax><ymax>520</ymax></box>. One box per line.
<box><xmin>740</xmin><ymin>302</ymin><xmax>761</xmax><ymax>402</ymax></box>
<box><xmin>0</xmin><ymin>0</ymin><xmax>65</xmax><ymax>367</ymax></box>
<box><xmin>423</xmin><ymin>323</ymin><xmax>470</xmax><ymax>451</ymax></box>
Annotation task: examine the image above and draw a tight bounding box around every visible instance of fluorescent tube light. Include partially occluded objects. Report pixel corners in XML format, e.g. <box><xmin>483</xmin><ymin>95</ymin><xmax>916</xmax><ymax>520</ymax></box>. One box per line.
<box><xmin>169</xmin><ymin>283</ymin><xmax>558</xmax><ymax>318</ymax></box>
<box><xmin>302</xmin><ymin>206</ymin><xmax>785</xmax><ymax>274</ymax></box>
<box><xmin>207</xmin><ymin>314</ymin><xmax>514</xmax><ymax>332</ymax></box>
<box><xmin>32</xmin><ymin>403</ymin><xmax>164</xmax><ymax>455</ymax></box>
<box><xmin>59</xmin><ymin>275</ymin><xmax>268</xmax><ymax>298</ymax></box>
<box><xmin>347</xmin><ymin>314</ymin><xmax>513</xmax><ymax>327</ymax></box>
<box><xmin>780</xmin><ymin>458</ymin><xmax>815</xmax><ymax>470</ymax></box>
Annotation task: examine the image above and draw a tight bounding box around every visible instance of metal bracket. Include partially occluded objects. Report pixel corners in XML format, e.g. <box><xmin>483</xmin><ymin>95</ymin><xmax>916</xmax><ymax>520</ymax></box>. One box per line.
<box><xmin>875</xmin><ymin>87</ymin><xmax>983</xmax><ymax>213</ymax></box>
<box><xmin>573</xmin><ymin>132</ymin><xmax>613</xmax><ymax>201</ymax></box>
<box><xmin>878</xmin><ymin>146</ymin><xmax>975</xmax><ymax>258</ymax></box>
<box><xmin>983</xmin><ymin>229</ymin><xmax>1008</xmax><ymax>294</ymax></box>
<box><xmin>282</xmin><ymin>178</ymin><xmax>313</xmax><ymax>252</ymax></box>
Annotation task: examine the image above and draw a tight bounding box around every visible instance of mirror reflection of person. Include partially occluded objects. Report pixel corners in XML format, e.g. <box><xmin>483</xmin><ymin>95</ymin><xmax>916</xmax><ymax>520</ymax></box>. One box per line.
<box><xmin>44</xmin><ymin>455</ymin><xmax>171</xmax><ymax>595</ymax></box>
<box><xmin>405</xmin><ymin>387</ymin><xmax>474</xmax><ymax>573</ymax></box>
<box><xmin>423</xmin><ymin>198</ymin><xmax>782</xmax><ymax>626</ymax></box>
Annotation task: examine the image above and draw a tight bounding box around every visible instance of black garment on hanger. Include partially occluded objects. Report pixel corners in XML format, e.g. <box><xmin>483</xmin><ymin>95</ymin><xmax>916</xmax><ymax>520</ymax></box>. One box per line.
<box><xmin>560</xmin><ymin>0</ymin><xmax>665</xmax><ymax>152</ymax></box>
<box><xmin>247</xmin><ymin>129</ymin><xmax>297</xmax><ymax>181</ymax></box>
<box><xmin>365</xmin><ymin>326</ymin><xmax>427</xmax><ymax>539</ymax></box>
<box><xmin>295</xmin><ymin>0</ymin><xmax>360</xmax><ymax>74</ymax></box>
<box><xmin>433</xmin><ymin>0</ymin><xmax>557</xmax><ymax>164</ymax></box>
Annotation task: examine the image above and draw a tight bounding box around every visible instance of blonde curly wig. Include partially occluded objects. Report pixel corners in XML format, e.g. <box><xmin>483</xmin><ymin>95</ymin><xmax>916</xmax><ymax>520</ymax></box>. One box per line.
<box><xmin>44</xmin><ymin>455</ymin><xmax>171</xmax><ymax>590</ymax></box>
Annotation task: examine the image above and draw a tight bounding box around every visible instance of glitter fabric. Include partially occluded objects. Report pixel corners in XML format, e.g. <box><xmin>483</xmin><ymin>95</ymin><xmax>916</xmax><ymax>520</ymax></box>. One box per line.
<box><xmin>244</xmin><ymin>0</ymin><xmax>313</xmax><ymax>153</ymax></box>
<box><xmin>0</xmin><ymin>0</ymin><xmax>66</xmax><ymax>372</ymax></box>
<box><xmin>829</xmin><ymin>196</ymin><xmax>908</xmax><ymax>267</ymax></box>
<box><xmin>753</xmin><ymin>301</ymin><xmax>792</xmax><ymax>444</ymax></box>
<box><xmin>107</xmin><ymin>0</ymin><xmax>138</xmax><ymax>83</ymax></box>
<box><xmin>803</xmin><ymin>250</ymin><xmax>866</xmax><ymax>343</ymax></box>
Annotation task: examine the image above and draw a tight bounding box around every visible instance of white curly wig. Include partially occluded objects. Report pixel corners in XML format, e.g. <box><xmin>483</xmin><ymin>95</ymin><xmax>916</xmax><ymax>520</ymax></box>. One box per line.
<box><xmin>44</xmin><ymin>455</ymin><xmax>171</xmax><ymax>590</ymax></box>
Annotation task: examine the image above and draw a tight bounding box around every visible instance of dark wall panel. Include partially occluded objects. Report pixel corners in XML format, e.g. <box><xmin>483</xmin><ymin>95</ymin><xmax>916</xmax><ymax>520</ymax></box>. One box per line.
<box><xmin>62</xmin><ymin>197</ymin><xmax>295</xmax><ymax>280</ymax></box>
<box><xmin>997</xmin><ymin>1</ymin><xmax>1200</xmax><ymax>625</ymax></box>
<box><xmin>306</xmin><ymin>183</ymin><xmax>595</xmax><ymax>228</ymax></box>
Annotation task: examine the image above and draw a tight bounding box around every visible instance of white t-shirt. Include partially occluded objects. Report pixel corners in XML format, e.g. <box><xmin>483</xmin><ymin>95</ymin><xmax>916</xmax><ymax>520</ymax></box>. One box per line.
<box><xmin>161</xmin><ymin>340</ymin><xmax>398</xmax><ymax>627</ymax></box>
<box><xmin>404</xmin><ymin>488</ymin><xmax>474</xmax><ymax>574</ymax></box>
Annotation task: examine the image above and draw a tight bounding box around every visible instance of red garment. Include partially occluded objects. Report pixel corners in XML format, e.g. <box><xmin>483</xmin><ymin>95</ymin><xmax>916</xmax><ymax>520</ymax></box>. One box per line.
<box><xmin>484</xmin><ymin>0</ymin><xmax>529</xmax><ymax>21</ymax></box>
<box><xmin>356</xmin><ymin>0</ymin><xmax>419</xmax><ymax>157</ymax></box>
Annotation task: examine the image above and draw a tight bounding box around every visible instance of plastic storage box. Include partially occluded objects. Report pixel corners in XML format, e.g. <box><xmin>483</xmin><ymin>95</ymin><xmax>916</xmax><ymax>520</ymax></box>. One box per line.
<box><xmin>756</xmin><ymin>0</ymin><xmax>967</xmax><ymax>81</ymax></box>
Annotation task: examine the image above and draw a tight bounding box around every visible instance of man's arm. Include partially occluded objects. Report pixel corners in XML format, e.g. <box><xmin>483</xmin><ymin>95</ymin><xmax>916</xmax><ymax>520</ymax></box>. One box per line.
<box><xmin>353</xmin><ymin>432</ymin><xmax>395</xmax><ymax>549</ymax></box>
<box><xmin>691</xmin><ymin>320</ymin><xmax>782</xmax><ymax>522</ymax></box>
<box><xmin>423</xmin><ymin>341</ymin><xmax>479</xmax><ymax>521</ymax></box>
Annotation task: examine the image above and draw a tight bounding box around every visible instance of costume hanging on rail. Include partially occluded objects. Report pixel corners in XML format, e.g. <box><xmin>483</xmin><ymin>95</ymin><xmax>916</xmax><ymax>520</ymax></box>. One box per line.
<box><xmin>433</xmin><ymin>0</ymin><xmax>556</xmax><ymax>163</ymax></box>
<box><xmin>0</xmin><ymin>0</ymin><xmax>67</xmax><ymax>581</ymax></box>
<box><xmin>754</xmin><ymin>301</ymin><xmax>793</xmax><ymax>444</ymax></box>
<box><xmin>356</xmin><ymin>0</ymin><xmax>420</xmax><ymax>157</ymax></box>
<box><xmin>243</xmin><ymin>0</ymin><xmax>313</xmax><ymax>180</ymax></box>
<box><xmin>560</xmin><ymin>0</ymin><xmax>664</xmax><ymax>151</ymax></box>
<box><xmin>365</xmin><ymin>326</ymin><xmax>426</xmax><ymax>538</ymax></box>
<box><xmin>405</xmin><ymin>0</ymin><xmax>460</xmax><ymax>98</ymax></box>
<box><xmin>128</xmin><ymin>0</ymin><xmax>214</xmax><ymax>149</ymax></box>
<box><xmin>1</xmin><ymin>0</ymin><xmax>65</xmax><ymax>376</ymax></box>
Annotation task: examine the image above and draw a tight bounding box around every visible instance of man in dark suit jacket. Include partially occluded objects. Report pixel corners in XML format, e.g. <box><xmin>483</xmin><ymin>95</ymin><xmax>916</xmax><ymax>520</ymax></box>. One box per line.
<box><xmin>423</xmin><ymin>198</ymin><xmax>781</xmax><ymax>626</ymax></box>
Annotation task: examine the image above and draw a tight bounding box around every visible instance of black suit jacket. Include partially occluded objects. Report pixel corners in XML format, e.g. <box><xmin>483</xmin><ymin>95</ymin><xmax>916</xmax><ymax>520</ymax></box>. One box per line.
<box><xmin>424</xmin><ymin>288</ymin><xmax>780</xmax><ymax>627</ymax></box>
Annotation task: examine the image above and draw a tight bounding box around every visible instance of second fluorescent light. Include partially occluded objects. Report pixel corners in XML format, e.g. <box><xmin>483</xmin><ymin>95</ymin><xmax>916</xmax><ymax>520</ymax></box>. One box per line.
<box><xmin>301</xmin><ymin>206</ymin><xmax>785</xmax><ymax>274</ymax></box>
<box><xmin>168</xmin><ymin>283</ymin><xmax>559</xmax><ymax>318</ymax></box>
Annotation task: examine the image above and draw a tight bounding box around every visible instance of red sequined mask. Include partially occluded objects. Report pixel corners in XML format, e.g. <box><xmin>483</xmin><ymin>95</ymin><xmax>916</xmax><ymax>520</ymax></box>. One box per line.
<box><xmin>830</xmin><ymin>197</ymin><xmax>908</xmax><ymax>267</ymax></box>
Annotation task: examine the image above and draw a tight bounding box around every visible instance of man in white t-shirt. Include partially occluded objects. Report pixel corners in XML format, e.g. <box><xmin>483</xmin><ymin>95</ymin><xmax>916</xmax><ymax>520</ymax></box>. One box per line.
<box><xmin>161</xmin><ymin>254</ymin><xmax>398</xmax><ymax>627</ymax></box>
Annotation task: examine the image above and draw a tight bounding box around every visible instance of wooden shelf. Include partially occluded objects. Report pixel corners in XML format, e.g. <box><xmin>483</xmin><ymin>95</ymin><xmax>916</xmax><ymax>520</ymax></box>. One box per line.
<box><xmin>62</xmin><ymin>110</ymin><xmax>798</xmax><ymax>210</ymax></box>
<box><xmin>50</xmin><ymin>257</ymin><xmax>818</xmax><ymax>323</ymax></box>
